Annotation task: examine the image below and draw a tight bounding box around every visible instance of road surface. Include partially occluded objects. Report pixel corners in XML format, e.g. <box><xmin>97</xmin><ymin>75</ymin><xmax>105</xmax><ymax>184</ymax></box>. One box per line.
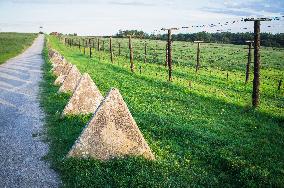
<box><xmin>0</xmin><ymin>35</ymin><xmax>59</xmax><ymax>187</ymax></box>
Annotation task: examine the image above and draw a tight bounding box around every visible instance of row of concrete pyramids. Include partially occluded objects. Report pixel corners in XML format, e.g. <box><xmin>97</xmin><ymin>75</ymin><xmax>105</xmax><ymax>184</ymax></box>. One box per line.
<box><xmin>48</xmin><ymin>49</ymin><xmax>155</xmax><ymax>161</ymax></box>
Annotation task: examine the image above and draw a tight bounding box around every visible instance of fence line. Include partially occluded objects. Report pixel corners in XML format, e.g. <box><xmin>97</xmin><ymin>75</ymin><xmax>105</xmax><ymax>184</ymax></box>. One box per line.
<box><xmin>61</xmin><ymin>36</ymin><xmax>283</xmax><ymax>90</ymax></box>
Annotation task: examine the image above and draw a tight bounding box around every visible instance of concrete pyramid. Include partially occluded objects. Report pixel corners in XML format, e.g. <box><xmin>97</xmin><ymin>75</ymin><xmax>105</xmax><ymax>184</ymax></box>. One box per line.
<box><xmin>50</xmin><ymin>52</ymin><xmax>63</xmax><ymax>65</ymax></box>
<box><xmin>58</xmin><ymin>65</ymin><xmax>81</xmax><ymax>93</ymax></box>
<box><xmin>68</xmin><ymin>88</ymin><xmax>155</xmax><ymax>160</ymax></box>
<box><xmin>51</xmin><ymin>57</ymin><xmax>63</xmax><ymax>68</ymax></box>
<box><xmin>54</xmin><ymin>62</ymin><xmax>73</xmax><ymax>85</ymax></box>
<box><xmin>62</xmin><ymin>73</ymin><xmax>104</xmax><ymax>116</ymax></box>
<box><xmin>52</xmin><ymin>59</ymin><xmax>67</xmax><ymax>77</ymax></box>
<box><xmin>51</xmin><ymin>55</ymin><xmax>62</xmax><ymax>64</ymax></box>
<box><xmin>48</xmin><ymin>48</ymin><xmax>60</xmax><ymax>58</ymax></box>
<box><xmin>48</xmin><ymin>49</ymin><xmax>57</xmax><ymax>58</ymax></box>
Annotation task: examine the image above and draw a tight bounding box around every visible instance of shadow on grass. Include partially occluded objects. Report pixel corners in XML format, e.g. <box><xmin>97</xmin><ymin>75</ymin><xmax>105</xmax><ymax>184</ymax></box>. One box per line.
<box><xmin>42</xmin><ymin>39</ymin><xmax>284</xmax><ymax>187</ymax></box>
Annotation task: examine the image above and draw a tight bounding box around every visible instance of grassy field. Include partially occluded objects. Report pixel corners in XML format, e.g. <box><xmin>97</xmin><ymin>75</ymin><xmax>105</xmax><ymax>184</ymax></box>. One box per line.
<box><xmin>41</xmin><ymin>35</ymin><xmax>284</xmax><ymax>187</ymax></box>
<box><xmin>0</xmin><ymin>32</ymin><xmax>37</xmax><ymax>64</ymax></box>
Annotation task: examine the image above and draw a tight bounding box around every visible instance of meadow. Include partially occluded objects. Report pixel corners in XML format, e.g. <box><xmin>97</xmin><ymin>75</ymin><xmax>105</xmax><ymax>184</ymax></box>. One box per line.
<box><xmin>0</xmin><ymin>32</ymin><xmax>37</xmax><ymax>64</ymax></box>
<box><xmin>41</xmin><ymin>35</ymin><xmax>284</xmax><ymax>187</ymax></box>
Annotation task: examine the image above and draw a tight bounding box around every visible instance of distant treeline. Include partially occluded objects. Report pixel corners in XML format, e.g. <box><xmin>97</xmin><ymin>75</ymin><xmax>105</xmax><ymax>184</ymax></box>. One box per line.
<box><xmin>115</xmin><ymin>30</ymin><xmax>284</xmax><ymax>47</ymax></box>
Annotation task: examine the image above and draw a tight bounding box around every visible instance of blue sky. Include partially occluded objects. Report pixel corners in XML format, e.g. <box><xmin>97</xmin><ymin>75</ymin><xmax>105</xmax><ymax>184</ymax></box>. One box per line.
<box><xmin>0</xmin><ymin>0</ymin><xmax>283</xmax><ymax>35</ymax></box>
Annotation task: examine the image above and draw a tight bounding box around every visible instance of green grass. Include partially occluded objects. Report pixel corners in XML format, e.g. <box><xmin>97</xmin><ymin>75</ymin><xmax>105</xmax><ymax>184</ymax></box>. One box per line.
<box><xmin>0</xmin><ymin>32</ymin><xmax>37</xmax><ymax>64</ymax></box>
<box><xmin>66</xmin><ymin>37</ymin><xmax>284</xmax><ymax>81</ymax></box>
<box><xmin>41</xmin><ymin>35</ymin><xmax>284</xmax><ymax>187</ymax></box>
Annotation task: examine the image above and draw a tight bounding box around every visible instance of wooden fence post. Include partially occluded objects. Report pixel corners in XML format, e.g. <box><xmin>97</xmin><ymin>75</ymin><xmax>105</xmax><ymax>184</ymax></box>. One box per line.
<box><xmin>162</xmin><ymin>27</ymin><xmax>178</xmax><ymax>81</ymax></box>
<box><xmin>194</xmin><ymin>41</ymin><xmax>204</xmax><ymax>72</ymax></box>
<box><xmin>97</xmin><ymin>38</ymin><xmax>100</xmax><ymax>51</ymax></box>
<box><xmin>252</xmin><ymin>20</ymin><xmax>261</xmax><ymax>107</ymax></box>
<box><xmin>129</xmin><ymin>35</ymin><xmax>134</xmax><ymax>72</ymax></box>
<box><xmin>168</xmin><ymin>30</ymin><xmax>172</xmax><ymax>81</ymax></box>
<box><xmin>144</xmin><ymin>42</ymin><xmax>147</xmax><ymax>64</ymax></box>
<box><xmin>154</xmin><ymin>45</ymin><xmax>157</xmax><ymax>63</ymax></box>
<box><xmin>118</xmin><ymin>42</ymin><xmax>121</xmax><ymax>56</ymax></box>
<box><xmin>244</xmin><ymin>18</ymin><xmax>271</xmax><ymax>107</ymax></box>
<box><xmin>89</xmin><ymin>42</ymin><xmax>92</xmax><ymax>58</ymax></box>
<box><xmin>102</xmin><ymin>40</ymin><xmax>105</xmax><ymax>52</ymax></box>
<box><xmin>84</xmin><ymin>39</ymin><xmax>86</xmax><ymax>55</ymax></box>
<box><xmin>165</xmin><ymin>43</ymin><xmax>168</xmax><ymax>67</ymax></box>
<box><xmin>78</xmin><ymin>39</ymin><xmax>81</xmax><ymax>50</ymax></box>
<box><xmin>110</xmin><ymin>37</ymin><xmax>114</xmax><ymax>63</ymax></box>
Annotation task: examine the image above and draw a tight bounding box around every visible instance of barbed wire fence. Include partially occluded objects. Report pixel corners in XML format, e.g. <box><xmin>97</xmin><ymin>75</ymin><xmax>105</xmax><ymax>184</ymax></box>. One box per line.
<box><xmin>60</xmin><ymin>16</ymin><xmax>284</xmax><ymax>107</ymax></box>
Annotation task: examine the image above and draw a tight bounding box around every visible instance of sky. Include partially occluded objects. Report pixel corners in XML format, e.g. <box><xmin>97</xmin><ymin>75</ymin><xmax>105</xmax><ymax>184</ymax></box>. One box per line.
<box><xmin>0</xmin><ymin>0</ymin><xmax>283</xmax><ymax>35</ymax></box>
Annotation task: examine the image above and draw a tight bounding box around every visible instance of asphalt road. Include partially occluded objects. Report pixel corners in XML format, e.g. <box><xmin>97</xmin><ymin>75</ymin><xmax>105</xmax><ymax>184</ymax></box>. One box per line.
<box><xmin>0</xmin><ymin>35</ymin><xmax>59</xmax><ymax>188</ymax></box>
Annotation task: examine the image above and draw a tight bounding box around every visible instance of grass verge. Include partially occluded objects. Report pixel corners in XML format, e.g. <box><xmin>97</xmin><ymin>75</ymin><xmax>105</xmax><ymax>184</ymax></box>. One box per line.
<box><xmin>0</xmin><ymin>32</ymin><xmax>37</xmax><ymax>64</ymax></box>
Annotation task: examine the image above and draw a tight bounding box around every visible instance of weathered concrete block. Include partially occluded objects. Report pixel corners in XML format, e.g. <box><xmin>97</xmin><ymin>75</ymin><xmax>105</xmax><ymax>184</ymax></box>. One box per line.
<box><xmin>49</xmin><ymin>49</ymin><xmax>61</xmax><ymax>60</ymax></box>
<box><xmin>51</xmin><ymin>55</ymin><xmax>64</xmax><ymax>67</ymax></box>
<box><xmin>54</xmin><ymin>75</ymin><xmax>67</xmax><ymax>86</ymax></box>
<box><xmin>50</xmin><ymin>52</ymin><xmax>62</xmax><ymax>63</ymax></box>
<box><xmin>52</xmin><ymin>59</ymin><xmax>67</xmax><ymax>77</ymax></box>
<box><xmin>68</xmin><ymin>88</ymin><xmax>155</xmax><ymax>160</ymax></box>
<box><xmin>58</xmin><ymin>65</ymin><xmax>81</xmax><ymax>93</ymax></box>
<box><xmin>48</xmin><ymin>48</ymin><xmax>59</xmax><ymax>56</ymax></box>
<box><xmin>54</xmin><ymin>62</ymin><xmax>73</xmax><ymax>85</ymax></box>
<box><xmin>50</xmin><ymin>55</ymin><xmax>60</xmax><ymax>63</ymax></box>
<box><xmin>51</xmin><ymin>59</ymin><xmax>62</xmax><ymax>68</ymax></box>
<box><xmin>62</xmin><ymin>73</ymin><xmax>104</xmax><ymax>116</ymax></box>
<box><xmin>48</xmin><ymin>49</ymin><xmax>57</xmax><ymax>58</ymax></box>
